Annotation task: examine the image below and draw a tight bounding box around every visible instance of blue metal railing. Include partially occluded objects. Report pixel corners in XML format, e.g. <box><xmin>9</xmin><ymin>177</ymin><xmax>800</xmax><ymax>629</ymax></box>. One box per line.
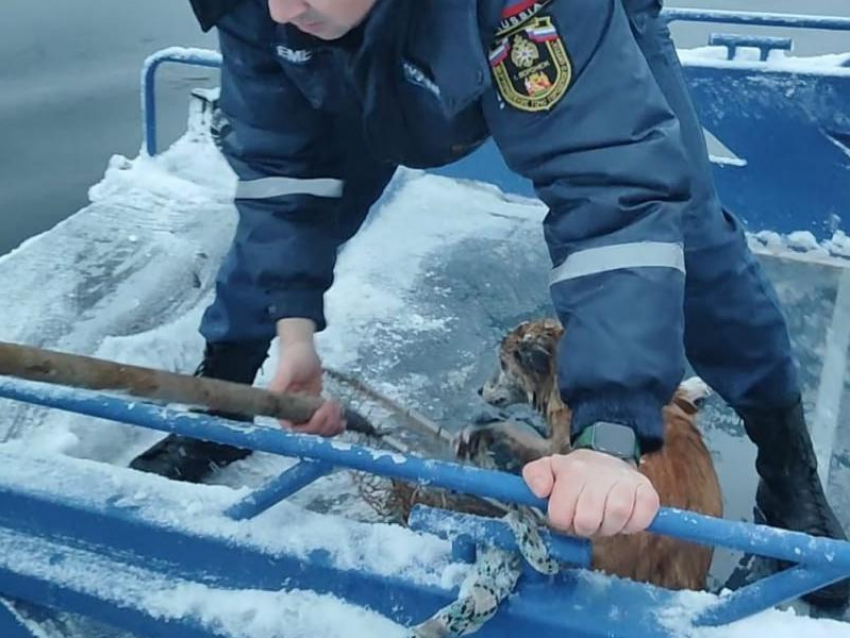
<box><xmin>663</xmin><ymin>8</ymin><xmax>850</xmax><ymax>31</ymax></box>
<box><xmin>663</xmin><ymin>8</ymin><xmax>850</xmax><ymax>65</ymax></box>
<box><xmin>707</xmin><ymin>34</ymin><xmax>794</xmax><ymax>61</ymax></box>
<box><xmin>142</xmin><ymin>47</ymin><xmax>222</xmax><ymax>157</ymax></box>
<box><xmin>224</xmin><ymin>459</ymin><xmax>333</xmax><ymax>520</ymax></box>
<box><xmin>0</xmin><ymin>375</ymin><xmax>848</xmax><ymax>628</ymax></box>
<box><xmin>0</xmin><ymin>601</ymin><xmax>36</xmax><ymax>638</ymax></box>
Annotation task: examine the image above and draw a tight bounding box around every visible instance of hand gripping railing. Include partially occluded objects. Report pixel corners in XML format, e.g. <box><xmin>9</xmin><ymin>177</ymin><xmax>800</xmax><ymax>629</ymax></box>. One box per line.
<box><xmin>0</xmin><ymin>374</ymin><xmax>847</xmax><ymax>628</ymax></box>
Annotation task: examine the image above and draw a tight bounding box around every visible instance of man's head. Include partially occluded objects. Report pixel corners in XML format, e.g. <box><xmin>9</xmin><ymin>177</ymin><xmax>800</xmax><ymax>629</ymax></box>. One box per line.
<box><xmin>268</xmin><ymin>0</ymin><xmax>377</xmax><ymax>40</ymax></box>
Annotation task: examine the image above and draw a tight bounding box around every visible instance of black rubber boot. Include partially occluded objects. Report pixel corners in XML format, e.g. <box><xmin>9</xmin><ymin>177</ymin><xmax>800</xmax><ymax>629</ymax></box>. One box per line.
<box><xmin>739</xmin><ymin>397</ymin><xmax>850</xmax><ymax>609</ymax></box>
<box><xmin>129</xmin><ymin>340</ymin><xmax>270</xmax><ymax>483</ymax></box>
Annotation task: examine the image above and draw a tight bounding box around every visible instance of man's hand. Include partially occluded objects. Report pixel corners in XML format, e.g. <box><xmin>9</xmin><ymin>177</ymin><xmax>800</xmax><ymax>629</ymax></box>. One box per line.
<box><xmin>268</xmin><ymin>319</ymin><xmax>345</xmax><ymax>437</ymax></box>
<box><xmin>522</xmin><ymin>449</ymin><xmax>660</xmax><ymax>538</ymax></box>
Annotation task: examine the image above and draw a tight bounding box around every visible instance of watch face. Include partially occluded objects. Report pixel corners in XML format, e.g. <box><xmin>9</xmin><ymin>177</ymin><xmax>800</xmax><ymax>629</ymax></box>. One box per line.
<box><xmin>594</xmin><ymin>422</ymin><xmax>637</xmax><ymax>458</ymax></box>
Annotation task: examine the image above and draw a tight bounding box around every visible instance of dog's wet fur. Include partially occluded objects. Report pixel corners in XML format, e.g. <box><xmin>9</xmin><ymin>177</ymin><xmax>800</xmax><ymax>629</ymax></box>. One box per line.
<box><xmin>459</xmin><ymin>318</ymin><xmax>723</xmax><ymax>591</ymax></box>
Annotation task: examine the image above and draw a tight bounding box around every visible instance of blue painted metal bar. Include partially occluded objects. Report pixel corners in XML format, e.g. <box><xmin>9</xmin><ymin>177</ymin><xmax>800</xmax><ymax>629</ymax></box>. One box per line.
<box><xmin>412</xmin><ymin>503</ymin><xmax>850</xmax><ymax>621</ymax></box>
<box><xmin>0</xmin><ymin>450</ymin><xmax>844</xmax><ymax>635</ymax></box>
<box><xmin>0</xmin><ymin>600</ymin><xmax>38</xmax><ymax>638</ymax></box>
<box><xmin>0</xmin><ymin>564</ymin><xmax>233</xmax><ymax>638</ymax></box>
<box><xmin>0</xmin><ymin>488</ymin><xmax>454</xmax><ymax>632</ymax></box>
<box><xmin>142</xmin><ymin>48</ymin><xmax>222</xmax><ymax>156</ymax></box>
<box><xmin>0</xmin><ymin>564</ymin><xmax>682</xmax><ymax>638</ymax></box>
<box><xmin>224</xmin><ymin>459</ymin><xmax>334</xmax><ymax>520</ymax></box>
<box><xmin>695</xmin><ymin>565</ymin><xmax>850</xmax><ymax>627</ymax></box>
<box><xmin>138</xmin><ymin>15</ymin><xmax>850</xmax><ymax>164</ymax></box>
<box><xmin>1</xmin><ymin>377</ymin><xmax>849</xmax><ymax>580</ymax></box>
<box><xmin>663</xmin><ymin>8</ymin><xmax>850</xmax><ymax>31</ymax></box>
<box><xmin>708</xmin><ymin>34</ymin><xmax>794</xmax><ymax>61</ymax></box>
<box><xmin>650</xmin><ymin>507</ymin><xmax>850</xmax><ymax>572</ymax></box>
<box><xmin>451</xmin><ymin>534</ymin><xmax>478</xmax><ymax>563</ymax></box>
<box><xmin>408</xmin><ymin>505</ymin><xmax>593</xmax><ymax>568</ymax></box>
<box><xmin>0</xmin><ymin>491</ymin><xmax>684</xmax><ymax>638</ymax></box>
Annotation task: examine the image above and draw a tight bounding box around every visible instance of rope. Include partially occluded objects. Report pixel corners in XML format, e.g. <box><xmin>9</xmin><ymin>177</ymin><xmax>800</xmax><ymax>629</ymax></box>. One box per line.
<box><xmin>409</xmin><ymin>545</ymin><xmax>522</xmax><ymax>638</ymax></box>
<box><xmin>407</xmin><ymin>504</ymin><xmax>561</xmax><ymax>637</ymax></box>
<box><xmin>504</xmin><ymin>505</ymin><xmax>560</xmax><ymax>576</ymax></box>
<box><xmin>322</xmin><ymin>369</ymin><xmax>562</xmax><ymax>636</ymax></box>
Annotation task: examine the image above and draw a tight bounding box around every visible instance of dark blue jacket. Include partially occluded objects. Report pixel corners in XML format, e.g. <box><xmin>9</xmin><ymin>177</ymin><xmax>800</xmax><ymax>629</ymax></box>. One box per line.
<box><xmin>193</xmin><ymin>0</ymin><xmax>692</xmax><ymax>452</ymax></box>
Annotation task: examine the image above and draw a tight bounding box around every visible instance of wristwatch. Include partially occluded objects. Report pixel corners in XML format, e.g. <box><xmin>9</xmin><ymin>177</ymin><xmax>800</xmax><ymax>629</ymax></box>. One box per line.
<box><xmin>572</xmin><ymin>421</ymin><xmax>641</xmax><ymax>465</ymax></box>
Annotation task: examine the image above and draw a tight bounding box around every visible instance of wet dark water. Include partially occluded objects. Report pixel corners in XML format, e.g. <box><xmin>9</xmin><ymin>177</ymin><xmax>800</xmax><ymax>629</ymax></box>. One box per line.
<box><xmin>0</xmin><ymin>0</ymin><xmax>217</xmax><ymax>257</ymax></box>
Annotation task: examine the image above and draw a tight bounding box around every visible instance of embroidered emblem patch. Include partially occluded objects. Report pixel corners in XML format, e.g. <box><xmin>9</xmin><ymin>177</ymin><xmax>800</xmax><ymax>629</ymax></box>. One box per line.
<box><xmin>490</xmin><ymin>15</ymin><xmax>572</xmax><ymax>113</ymax></box>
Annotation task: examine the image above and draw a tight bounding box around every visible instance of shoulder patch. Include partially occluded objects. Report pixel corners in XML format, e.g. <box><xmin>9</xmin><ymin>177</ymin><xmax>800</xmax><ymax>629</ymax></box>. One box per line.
<box><xmin>489</xmin><ymin>15</ymin><xmax>572</xmax><ymax>113</ymax></box>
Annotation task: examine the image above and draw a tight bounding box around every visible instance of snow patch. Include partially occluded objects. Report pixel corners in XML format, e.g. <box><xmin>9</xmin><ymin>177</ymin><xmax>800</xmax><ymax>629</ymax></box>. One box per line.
<box><xmin>678</xmin><ymin>46</ymin><xmax>850</xmax><ymax>76</ymax></box>
<box><xmin>0</xmin><ymin>442</ymin><xmax>460</xmax><ymax>588</ymax></box>
<box><xmin>658</xmin><ymin>588</ymin><xmax>850</xmax><ymax>638</ymax></box>
<box><xmin>748</xmin><ymin>229</ymin><xmax>850</xmax><ymax>265</ymax></box>
<box><xmin>787</xmin><ymin>231</ymin><xmax>821</xmax><ymax>252</ymax></box>
<box><xmin>825</xmin><ymin>231</ymin><xmax>850</xmax><ymax>259</ymax></box>
<box><xmin>679</xmin><ymin>377</ymin><xmax>713</xmax><ymax>404</ymax></box>
<box><xmin>144</xmin><ymin>585</ymin><xmax>407</xmax><ymax>638</ymax></box>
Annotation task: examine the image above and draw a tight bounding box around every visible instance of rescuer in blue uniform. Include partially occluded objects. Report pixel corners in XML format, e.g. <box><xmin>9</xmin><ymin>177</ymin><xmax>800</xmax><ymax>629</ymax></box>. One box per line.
<box><xmin>131</xmin><ymin>0</ymin><xmax>848</xmax><ymax>607</ymax></box>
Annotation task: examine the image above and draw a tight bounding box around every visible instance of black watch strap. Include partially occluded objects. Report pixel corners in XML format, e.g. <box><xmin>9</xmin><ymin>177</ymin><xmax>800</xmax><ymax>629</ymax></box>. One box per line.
<box><xmin>572</xmin><ymin>421</ymin><xmax>641</xmax><ymax>464</ymax></box>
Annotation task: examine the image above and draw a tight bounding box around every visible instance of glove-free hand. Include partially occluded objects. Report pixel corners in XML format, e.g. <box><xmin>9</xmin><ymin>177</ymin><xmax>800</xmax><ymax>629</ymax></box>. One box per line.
<box><xmin>267</xmin><ymin>340</ymin><xmax>345</xmax><ymax>438</ymax></box>
<box><xmin>522</xmin><ymin>449</ymin><xmax>660</xmax><ymax>537</ymax></box>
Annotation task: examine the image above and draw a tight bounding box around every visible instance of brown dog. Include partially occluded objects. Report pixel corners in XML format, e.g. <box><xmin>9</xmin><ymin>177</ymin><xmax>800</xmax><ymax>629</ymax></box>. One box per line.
<box><xmin>459</xmin><ymin>318</ymin><xmax>723</xmax><ymax>591</ymax></box>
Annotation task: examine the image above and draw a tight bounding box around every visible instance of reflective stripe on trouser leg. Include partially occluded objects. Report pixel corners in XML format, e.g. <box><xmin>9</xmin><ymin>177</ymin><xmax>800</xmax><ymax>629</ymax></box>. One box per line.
<box><xmin>236</xmin><ymin>177</ymin><xmax>345</xmax><ymax>199</ymax></box>
<box><xmin>549</xmin><ymin>241</ymin><xmax>685</xmax><ymax>285</ymax></box>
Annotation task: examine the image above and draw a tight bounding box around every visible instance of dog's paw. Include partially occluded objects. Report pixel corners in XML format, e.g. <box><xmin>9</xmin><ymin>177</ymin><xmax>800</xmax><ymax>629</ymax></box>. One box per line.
<box><xmin>453</xmin><ymin>420</ymin><xmax>548</xmax><ymax>474</ymax></box>
<box><xmin>453</xmin><ymin>424</ymin><xmax>497</xmax><ymax>464</ymax></box>
<box><xmin>471</xmin><ymin>406</ymin><xmax>509</xmax><ymax>426</ymax></box>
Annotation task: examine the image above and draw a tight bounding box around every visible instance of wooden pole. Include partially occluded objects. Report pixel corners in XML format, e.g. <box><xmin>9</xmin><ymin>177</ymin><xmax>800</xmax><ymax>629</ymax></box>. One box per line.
<box><xmin>0</xmin><ymin>340</ymin><xmax>325</xmax><ymax>425</ymax></box>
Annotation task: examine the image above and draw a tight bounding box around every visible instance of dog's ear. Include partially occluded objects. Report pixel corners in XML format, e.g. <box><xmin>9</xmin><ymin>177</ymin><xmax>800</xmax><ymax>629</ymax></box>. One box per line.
<box><xmin>671</xmin><ymin>393</ymin><xmax>699</xmax><ymax>416</ymax></box>
<box><xmin>516</xmin><ymin>339</ymin><xmax>551</xmax><ymax>376</ymax></box>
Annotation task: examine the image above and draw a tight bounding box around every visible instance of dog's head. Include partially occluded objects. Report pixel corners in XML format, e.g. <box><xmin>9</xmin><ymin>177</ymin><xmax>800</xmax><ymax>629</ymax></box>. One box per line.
<box><xmin>479</xmin><ymin>318</ymin><xmax>563</xmax><ymax>409</ymax></box>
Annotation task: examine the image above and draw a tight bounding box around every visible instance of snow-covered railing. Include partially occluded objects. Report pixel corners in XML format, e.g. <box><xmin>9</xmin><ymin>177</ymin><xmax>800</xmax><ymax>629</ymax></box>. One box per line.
<box><xmin>141</xmin><ymin>47</ymin><xmax>222</xmax><ymax>157</ymax></box>
<box><xmin>663</xmin><ymin>8</ymin><xmax>850</xmax><ymax>31</ymax></box>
